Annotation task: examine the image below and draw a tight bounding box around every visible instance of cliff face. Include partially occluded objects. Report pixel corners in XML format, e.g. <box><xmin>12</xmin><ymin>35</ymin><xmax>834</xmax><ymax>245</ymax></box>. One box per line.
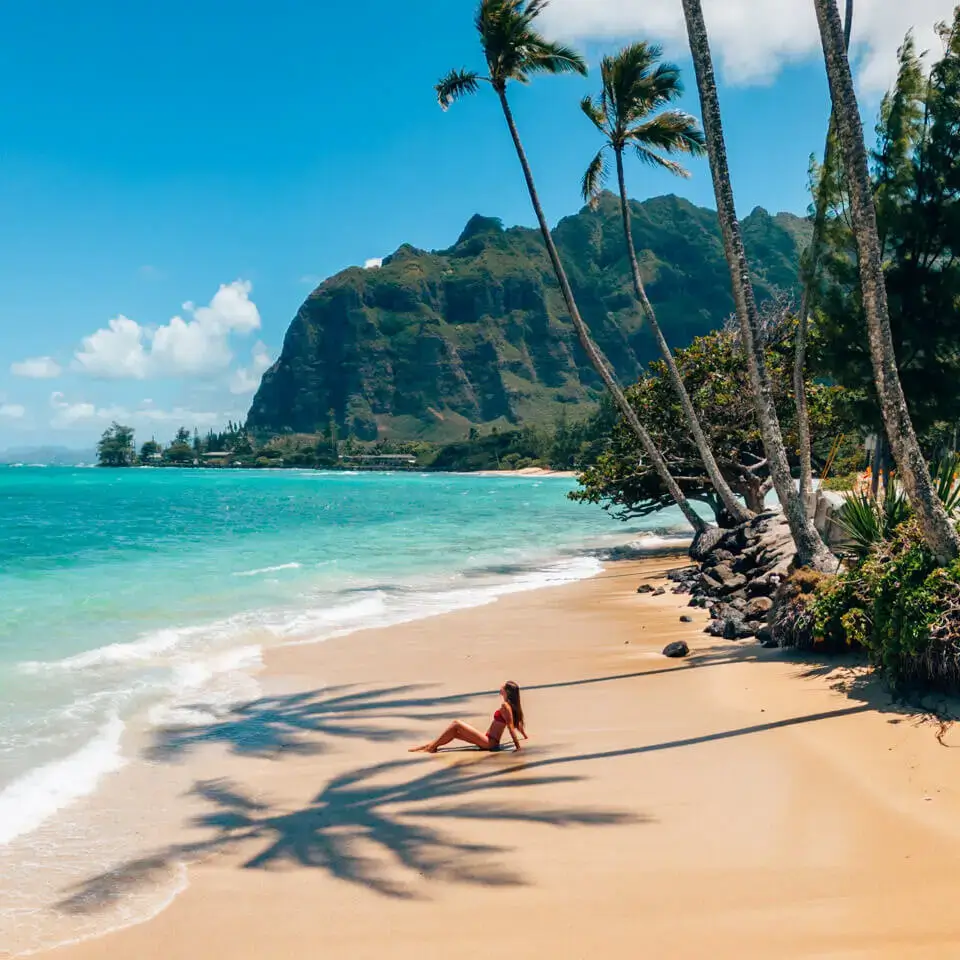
<box><xmin>247</xmin><ymin>193</ymin><xmax>811</xmax><ymax>441</ymax></box>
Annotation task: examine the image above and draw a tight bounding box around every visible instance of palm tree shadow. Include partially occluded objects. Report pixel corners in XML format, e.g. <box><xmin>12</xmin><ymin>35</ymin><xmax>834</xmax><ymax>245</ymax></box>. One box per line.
<box><xmin>147</xmin><ymin>684</ymin><xmax>478</xmax><ymax>762</ymax></box>
<box><xmin>57</xmin><ymin>758</ymin><xmax>642</xmax><ymax>912</ymax></box>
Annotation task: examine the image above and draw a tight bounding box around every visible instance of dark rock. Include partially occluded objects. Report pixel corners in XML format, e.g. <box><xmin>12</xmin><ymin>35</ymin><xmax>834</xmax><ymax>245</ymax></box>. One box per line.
<box><xmin>745</xmin><ymin>596</ymin><xmax>774</xmax><ymax>620</ymax></box>
<box><xmin>680</xmin><ymin>615</ymin><xmax>694</xmax><ymax>623</ymax></box>
<box><xmin>653</xmin><ymin>587</ymin><xmax>666</xmax><ymax>596</ymax></box>
<box><xmin>756</xmin><ymin>626</ymin><xmax>773</xmax><ymax>644</ymax></box>
<box><xmin>663</xmin><ymin>641</ymin><xmax>690</xmax><ymax>658</ymax></box>
<box><xmin>724</xmin><ymin>617</ymin><xmax>755</xmax><ymax>640</ymax></box>
<box><xmin>699</xmin><ymin>571</ymin><xmax>723</xmax><ymax>594</ymax></box>
<box><xmin>705</xmin><ymin>619</ymin><xmax>726</xmax><ymax>637</ymax></box>
<box><xmin>727</xmin><ymin>597</ymin><xmax>747</xmax><ymax>612</ymax></box>
<box><xmin>667</xmin><ymin>566</ymin><xmax>698</xmax><ymax>583</ymax></box>
<box><xmin>636</xmin><ymin>584</ymin><xmax>654</xmax><ymax>594</ymax></box>
<box><xmin>690</xmin><ymin>527</ymin><xmax>726</xmax><ymax>561</ymax></box>
<box><xmin>746</xmin><ymin>578</ymin><xmax>775</xmax><ymax>598</ymax></box>
<box><xmin>746</xmin><ymin>620</ymin><xmax>765</xmax><ymax>634</ymax></box>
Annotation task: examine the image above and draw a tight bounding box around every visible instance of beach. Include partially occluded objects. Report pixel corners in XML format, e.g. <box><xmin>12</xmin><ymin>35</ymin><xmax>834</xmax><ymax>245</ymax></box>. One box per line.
<box><xmin>37</xmin><ymin>553</ymin><xmax>960</xmax><ymax>960</ymax></box>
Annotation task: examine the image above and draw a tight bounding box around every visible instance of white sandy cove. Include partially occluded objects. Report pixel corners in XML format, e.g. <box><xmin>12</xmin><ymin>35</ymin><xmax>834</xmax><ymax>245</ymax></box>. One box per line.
<box><xmin>49</xmin><ymin>556</ymin><xmax>960</xmax><ymax>959</ymax></box>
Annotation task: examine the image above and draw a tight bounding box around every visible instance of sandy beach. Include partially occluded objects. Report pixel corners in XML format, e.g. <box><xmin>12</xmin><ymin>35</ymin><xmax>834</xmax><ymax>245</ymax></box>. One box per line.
<box><xmin>42</xmin><ymin>554</ymin><xmax>960</xmax><ymax>960</ymax></box>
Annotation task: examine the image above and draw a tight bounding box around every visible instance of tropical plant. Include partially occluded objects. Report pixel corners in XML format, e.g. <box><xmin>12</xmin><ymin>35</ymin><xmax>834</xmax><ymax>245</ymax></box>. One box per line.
<box><xmin>933</xmin><ymin>454</ymin><xmax>960</xmax><ymax>517</ymax></box>
<box><xmin>793</xmin><ymin>0</ymin><xmax>854</xmax><ymax>517</ymax></box>
<box><xmin>680</xmin><ymin>0</ymin><xmax>833</xmax><ymax>567</ymax></box>
<box><xmin>437</xmin><ymin>0</ymin><xmax>708</xmax><ymax>536</ymax></box>
<box><xmin>835</xmin><ymin>486</ymin><xmax>912</xmax><ymax>561</ymax></box>
<box><xmin>579</xmin><ymin>43</ymin><xmax>750</xmax><ymax>526</ymax></box>
<box><xmin>813</xmin><ymin>0</ymin><xmax>960</xmax><ymax>565</ymax></box>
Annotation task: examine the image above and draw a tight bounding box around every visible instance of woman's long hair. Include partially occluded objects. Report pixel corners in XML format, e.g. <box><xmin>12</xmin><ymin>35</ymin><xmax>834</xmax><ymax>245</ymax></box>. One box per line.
<box><xmin>504</xmin><ymin>681</ymin><xmax>523</xmax><ymax>727</ymax></box>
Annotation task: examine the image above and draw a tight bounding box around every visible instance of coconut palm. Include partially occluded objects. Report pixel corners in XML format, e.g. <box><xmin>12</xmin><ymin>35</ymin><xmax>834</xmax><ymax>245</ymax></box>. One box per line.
<box><xmin>680</xmin><ymin>0</ymin><xmax>833</xmax><ymax>567</ymax></box>
<box><xmin>813</xmin><ymin>0</ymin><xmax>960</xmax><ymax>565</ymax></box>
<box><xmin>581</xmin><ymin>43</ymin><xmax>752</xmax><ymax>527</ymax></box>
<box><xmin>793</xmin><ymin>0</ymin><xmax>854</xmax><ymax>517</ymax></box>
<box><xmin>437</xmin><ymin>0</ymin><xmax>707</xmax><ymax>535</ymax></box>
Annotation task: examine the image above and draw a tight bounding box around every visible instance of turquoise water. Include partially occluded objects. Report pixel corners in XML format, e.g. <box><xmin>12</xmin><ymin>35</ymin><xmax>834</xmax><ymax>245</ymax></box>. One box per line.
<box><xmin>0</xmin><ymin>467</ymin><xmax>689</xmax><ymax>855</ymax></box>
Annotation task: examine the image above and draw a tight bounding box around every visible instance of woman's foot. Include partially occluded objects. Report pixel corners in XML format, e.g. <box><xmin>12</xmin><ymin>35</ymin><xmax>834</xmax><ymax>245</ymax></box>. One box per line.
<box><xmin>408</xmin><ymin>743</ymin><xmax>438</xmax><ymax>753</ymax></box>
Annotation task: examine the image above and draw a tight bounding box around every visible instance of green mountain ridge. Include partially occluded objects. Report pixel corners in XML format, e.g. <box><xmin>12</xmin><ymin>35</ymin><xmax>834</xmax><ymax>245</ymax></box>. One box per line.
<box><xmin>247</xmin><ymin>193</ymin><xmax>811</xmax><ymax>441</ymax></box>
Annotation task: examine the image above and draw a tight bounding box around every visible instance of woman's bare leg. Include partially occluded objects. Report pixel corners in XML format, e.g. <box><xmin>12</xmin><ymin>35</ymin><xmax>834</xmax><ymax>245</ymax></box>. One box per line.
<box><xmin>409</xmin><ymin>720</ymin><xmax>492</xmax><ymax>753</ymax></box>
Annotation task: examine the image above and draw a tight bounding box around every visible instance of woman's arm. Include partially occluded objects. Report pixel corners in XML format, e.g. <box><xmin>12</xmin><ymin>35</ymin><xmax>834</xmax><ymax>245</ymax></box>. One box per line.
<box><xmin>503</xmin><ymin>702</ymin><xmax>521</xmax><ymax>751</ymax></box>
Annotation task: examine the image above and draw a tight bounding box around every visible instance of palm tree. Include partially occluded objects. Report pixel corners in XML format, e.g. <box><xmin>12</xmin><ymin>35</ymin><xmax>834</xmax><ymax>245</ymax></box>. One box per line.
<box><xmin>437</xmin><ymin>0</ymin><xmax>707</xmax><ymax>535</ymax></box>
<box><xmin>813</xmin><ymin>0</ymin><xmax>960</xmax><ymax>565</ymax></box>
<box><xmin>680</xmin><ymin>0</ymin><xmax>833</xmax><ymax>567</ymax></box>
<box><xmin>793</xmin><ymin>0</ymin><xmax>854</xmax><ymax>517</ymax></box>
<box><xmin>581</xmin><ymin>43</ymin><xmax>753</xmax><ymax>527</ymax></box>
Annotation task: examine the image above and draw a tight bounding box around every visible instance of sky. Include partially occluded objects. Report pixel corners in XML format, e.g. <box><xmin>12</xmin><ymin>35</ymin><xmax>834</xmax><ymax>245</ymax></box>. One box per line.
<box><xmin>0</xmin><ymin>0</ymin><xmax>955</xmax><ymax>450</ymax></box>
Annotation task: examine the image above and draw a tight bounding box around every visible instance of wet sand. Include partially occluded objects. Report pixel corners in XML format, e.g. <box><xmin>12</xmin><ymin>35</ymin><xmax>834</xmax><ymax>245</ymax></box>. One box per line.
<box><xmin>46</xmin><ymin>556</ymin><xmax>960</xmax><ymax>959</ymax></box>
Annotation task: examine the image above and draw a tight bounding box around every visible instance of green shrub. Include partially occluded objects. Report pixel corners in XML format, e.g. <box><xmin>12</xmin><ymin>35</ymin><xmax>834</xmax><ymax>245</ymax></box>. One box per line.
<box><xmin>821</xmin><ymin>472</ymin><xmax>859</xmax><ymax>492</ymax></box>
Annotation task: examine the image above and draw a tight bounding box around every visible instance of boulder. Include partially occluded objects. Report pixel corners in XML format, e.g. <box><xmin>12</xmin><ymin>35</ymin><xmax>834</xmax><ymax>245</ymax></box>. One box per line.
<box><xmin>680</xmin><ymin>615</ymin><xmax>694</xmax><ymax>623</ymax></box>
<box><xmin>723</xmin><ymin>617</ymin><xmax>756</xmax><ymax>640</ymax></box>
<box><xmin>699</xmin><ymin>571</ymin><xmax>723</xmax><ymax>595</ymax></box>
<box><xmin>756</xmin><ymin>625</ymin><xmax>774</xmax><ymax>645</ymax></box>
<box><xmin>663</xmin><ymin>640</ymin><xmax>690</xmax><ymax>658</ymax></box>
<box><xmin>653</xmin><ymin>587</ymin><xmax>666</xmax><ymax>597</ymax></box>
<box><xmin>746</xmin><ymin>578</ymin><xmax>775</xmax><ymax>598</ymax></box>
<box><xmin>636</xmin><ymin>584</ymin><xmax>654</xmax><ymax>594</ymax></box>
<box><xmin>745</xmin><ymin>596</ymin><xmax>774</xmax><ymax>620</ymax></box>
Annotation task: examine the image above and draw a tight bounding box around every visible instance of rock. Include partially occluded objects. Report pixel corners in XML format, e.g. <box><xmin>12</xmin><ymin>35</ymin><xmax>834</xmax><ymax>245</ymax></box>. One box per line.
<box><xmin>723</xmin><ymin>617</ymin><xmax>755</xmax><ymax>640</ymax></box>
<box><xmin>760</xmin><ymin>637</ymin><xmax>779</xmax><ymax>649</ymax></box>
<box><xmin>699</xmin><ymin>571</ymin><xmax>723</xmax><ymax>595</ymax></box>
<box><xmin>745</xmin><ymin>596</ymin><xmax>774</xmax><ymax>619</ymax></box>
<box><xmin>663</xmin><ymin>641</ymin><xmax>690</xmax><ymax>658</ymax></box>
<box><xmin>636</xmin><ymin>584</ymin><xmax>654</xmax><ymax>594</ymax></box>
<box><xmin>680</xmin><ymin>615</ymin><xmax>694</xmax><ymax>623</ymax></box>
<box><xmin>653</xmin><ymin>587</ymin><xmax>666</xmax><ymax>596</ymax></box>
<box><xmin>711</xmin><ymin>563</ymin><xmax>748</xmax><ymax>594</ymax></box>
<box><xmin>690</xmin><ymin>527</ymin><xmax>726</xmax><ymax>561</ymax></box>
<box><xmin>726</xmin><ymin>597</ymin><xmax>747</xmax><ymax>612</ymax></box>
<box><xmin>667</xmin><ymin>565</ymin><xmax>698</xmax><ymax>583</ymax></box>
<box><xmin>756</xmin><ymin>626</ymin><xmax>773</xmax><ymax>644</ymax></box>
<box><xmin>746</xmin><ymin>578</ymin><xmax>775</xmax><ymax>597</ymax></box>
<box><xmin>746</xmin><ymin>620</ymin><xmax>765</xmax><ymax>634</ymax></box>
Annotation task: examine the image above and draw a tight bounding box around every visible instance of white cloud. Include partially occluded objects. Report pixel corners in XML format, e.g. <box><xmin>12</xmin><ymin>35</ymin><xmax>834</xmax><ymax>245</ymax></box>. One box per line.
<box><xmin>10</xmin><ymin>356</ymin><xmax>62</xmax><ymax>379</ymax></box>
<box><xmin>49</xmin><ymin>392</ymin><xmax>223</xmax><ymax>431</ymax></box>
<box><xmin>74</xmin><ymin>316</ymin><xmax>149</xmax><ymax>379</ymax></box>
<box><xmin>363</xmin><ymin>258</ymin><xmax>383</xmax><ymax>270</ymax></box>
<box><xmin>0</xmin><ymin>404</ymin><xmax>25</xmax><ymax>420</ymax></box>
<box><xmin>541</xmin><ymin>0</ymin><xmax>957</xmax><ymax>93</ymax></box>
<box><xmin>73</xmin><ymin>280</ymin><xmax>261</xmax><ymax>381</ymax></box>
<box><xmin>229</xmin><ymin>341</ymin><xmax>273</xmax><ymax>395</ymax></box>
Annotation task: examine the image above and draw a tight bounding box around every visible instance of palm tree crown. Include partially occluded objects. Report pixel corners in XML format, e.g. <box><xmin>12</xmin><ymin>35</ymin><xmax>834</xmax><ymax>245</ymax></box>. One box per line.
<box><xmin>437</xmin><ymin>0</ymin><xmax>586</xmax><ymax>106</ymax></box>
<box><xmin>580</xmin><ymin>42</ymin><xmax>706</xmax><ymax>204</ymax></box>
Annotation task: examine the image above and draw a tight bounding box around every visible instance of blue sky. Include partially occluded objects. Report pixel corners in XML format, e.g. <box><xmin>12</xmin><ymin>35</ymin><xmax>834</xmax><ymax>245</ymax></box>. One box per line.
<box><xmin>0</xmin><ymin>0</ymin><xmax>952</xmax><ymax>449</ymax></box>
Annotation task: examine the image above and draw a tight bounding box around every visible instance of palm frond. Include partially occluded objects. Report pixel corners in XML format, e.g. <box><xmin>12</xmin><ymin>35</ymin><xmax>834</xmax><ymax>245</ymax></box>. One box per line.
<box><xmin>836</xmin><ymin>486</ymin><xmax>912</xmax><ymax>561</ymax></box>
<box><xmin>581</xmin><ymin>148</ymin><xmax>610</xmax><ymax>207</ymax></box>
<box><xmin>436</xmin><ymin>69</ymin><xmax>482</xmax><ymax>110</ymax></box>
<box><xmin>632</xmin><ymin>145</ymin><xmax>690</xmax><ymax>178</ymax></box>
<box><xmin>477</xmin><ymin>0</ymin><xmax>586</xmax><ymax>85</ymax></box>
<box><xmin>580</xmin><ymin>94</ymin><xmax>608</xmax><ymax>135</ymax></box>
<box><xmin>625</xmin><ymin>111</ymin><xmax>706</xmax><ymax>159</ymax></box>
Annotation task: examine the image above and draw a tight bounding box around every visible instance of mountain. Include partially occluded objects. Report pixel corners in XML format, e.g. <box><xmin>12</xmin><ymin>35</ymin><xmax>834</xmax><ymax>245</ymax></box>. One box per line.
<box><xmin>247</xmin><ymin>193</ymin><xmax>812</xmax><ymax>441</ymax></box>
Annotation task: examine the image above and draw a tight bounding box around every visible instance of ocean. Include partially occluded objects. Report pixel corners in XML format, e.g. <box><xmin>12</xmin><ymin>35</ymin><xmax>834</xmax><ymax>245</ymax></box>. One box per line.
<box><xmin>0</xmin><ymin>466</ymin><xmax>689</xmax><ymax>952</ymax></box>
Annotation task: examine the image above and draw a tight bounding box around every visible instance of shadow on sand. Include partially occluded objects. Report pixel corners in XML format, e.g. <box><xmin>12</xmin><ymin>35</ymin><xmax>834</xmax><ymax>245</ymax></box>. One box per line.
<box><xmin>57</xmin><ymin>757</ymin><xmax>641</xmax><ymax>911</ymax></box>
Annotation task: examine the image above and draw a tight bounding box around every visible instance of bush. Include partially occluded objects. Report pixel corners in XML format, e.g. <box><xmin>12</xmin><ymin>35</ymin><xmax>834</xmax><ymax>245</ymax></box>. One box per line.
<box><xmin>821</xmin><ymin>472</ymin><xmax>858</xmax><ymax>492</ymax></box>
<box><xmin>770</xmin><ymin>568</ymin><xmax>827</xmax><ymax>650</ymax></box>
<box><xmin>810</xmin><ymin>520</ymin><xmax>960</xmax><ymax>691</ymax></box>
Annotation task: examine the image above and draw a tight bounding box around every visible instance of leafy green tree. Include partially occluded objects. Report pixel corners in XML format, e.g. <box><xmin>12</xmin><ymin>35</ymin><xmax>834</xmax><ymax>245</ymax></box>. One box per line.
<box><xmin>97</xmin><ymin>423</ymin><xmax>135</xmax><ymax>467</ymax></box>
<box><xmin>573</xmin><ymin>328</ymin><xmax>846</xmax><ymax>524</ymax></box>
<box><xmin>579</xmin><ymin>42</ymin><xmax>750</xmax><ymax>524</ymax></box>
<box><xmin>813</xmin><ymin>0</ymin><xmax>960</xmax><ymax>564</ymax></box>
<box><xmin>437</xmin><ymin>0</ymin><xmax>707</xmax><ymax>536</ymax></box>
<box><xmin>139</xmin><ymin>439</ymin><xmax>162</xmax><ymax>462</ymax></box>
<box><xmin>165</xmin><ymin>426</ymin><xmax>194</xmax><ymax>464</ymax></box>
<box><xmin>681</xmin><ymin>0</ymin><xmax>832</xmax><ymax>566</ymax></box>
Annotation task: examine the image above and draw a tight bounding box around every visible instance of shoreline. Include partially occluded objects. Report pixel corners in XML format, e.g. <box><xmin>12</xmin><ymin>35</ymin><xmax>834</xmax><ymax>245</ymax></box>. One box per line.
<box><xmin>28</xmin><ymin>552</ymin><xmax>960</xmax><ymax>958</ymax></box>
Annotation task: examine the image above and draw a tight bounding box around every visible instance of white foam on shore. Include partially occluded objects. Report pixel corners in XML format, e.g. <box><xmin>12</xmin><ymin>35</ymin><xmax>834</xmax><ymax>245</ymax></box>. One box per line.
<box><xmin>0</xmin><ymin>714</ymin><xmax>126</xmax><ymax>847</ymax></box>
<box><xmin>233</xmin><ymin>562</ymin><xmax>302</xmax><ymax>577</ymax></box>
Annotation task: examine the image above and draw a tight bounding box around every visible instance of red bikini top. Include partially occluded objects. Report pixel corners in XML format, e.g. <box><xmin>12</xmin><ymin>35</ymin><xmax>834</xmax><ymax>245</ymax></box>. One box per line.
<box><xmin>493</xmin><ymin>708</ymin><xmax>507</xmax><ymax>724</ymax></box>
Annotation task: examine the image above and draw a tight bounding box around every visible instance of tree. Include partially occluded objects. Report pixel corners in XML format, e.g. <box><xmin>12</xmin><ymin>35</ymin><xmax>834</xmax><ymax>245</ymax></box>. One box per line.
<box><xmin>580</xmin><ymin>42</ymin><xmax>751</xmax><ymax>526</ymax></box>
<box><xmin>97</xmin><ymin>423</ymin><xmax>135</xmax><ymax>467</ymax></box>
<box><xmin>573</xmin><ymin>327</ymin><xmax>846</xmax><ymax>524</ymax></box>
<box><xmin>437</xmin><ymin>0</ymin><xmax>707</xmax><ymax>536</ymax></box>
<box><xmin>165</xmin><ymin>426</ymin><xmax>194</xmax><ymax>465</ymax></box>
<box><xmin>793</xmin><ymin>0</ymin><xmax>853</xmax><ymax>516</ymax></box>
<box><xmin>681</xmin><ymin>0</ymin><xmax>832</xmax><ymax>566</ymax></box>
<box><xmin>173</xmin><ymin>426</ymin><xmax>191</xmax><ymax>446</ymax></box>
<box><xmin>814</xmin><ymin>0</ymin><xmax>960</xmax><ymax>565</ymax></box>
<box><xmin>139</xmin><ymin>439</ymin><xmax>162</xmax><ymax>462</ymax></box>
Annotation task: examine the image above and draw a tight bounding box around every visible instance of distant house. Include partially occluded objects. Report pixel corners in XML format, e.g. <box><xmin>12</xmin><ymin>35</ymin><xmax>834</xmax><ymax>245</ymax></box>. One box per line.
<box><xmin>202</xmin><ymin>451</ymin><xmax>234</xmax><ymax>466</ymax></box>
<box><xmin>339</xmin><ymin>454</ymin><xmax>417</xmax><ymax>470</ymax></box>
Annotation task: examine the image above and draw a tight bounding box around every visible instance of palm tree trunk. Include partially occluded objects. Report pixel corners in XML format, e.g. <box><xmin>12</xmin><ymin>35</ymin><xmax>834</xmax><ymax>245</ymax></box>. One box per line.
<box><xmin>495</xmin><ymin>87</ymin><xmax>707</xmax><ymax>535</ymax></box>
<box><xmin>814</xmin><ymin>0</ymin><xmax>960</xmax><ymax>565</ymax></box>
<box><xmin>794</xmin><ymin>0</ymin><xmax>854</xmax><ymax>518</ymax></box>
<box><xmin>614</xmin><ymin>149</ymin><xmax>752</xmax><ymax>525</ymax></box>
<box><xmin>681</xmin><ymin>0</ymin><xmax>833</xmax><ymax>567</ymax></box>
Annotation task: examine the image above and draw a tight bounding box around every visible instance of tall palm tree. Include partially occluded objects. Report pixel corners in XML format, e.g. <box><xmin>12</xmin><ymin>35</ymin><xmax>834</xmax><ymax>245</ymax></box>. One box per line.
<box><xmin>680</xmin><ymin>0</ymin><xmax>833</xmax><ymax>567</ymax></box>
<box><xmin>813</xmin><ymin>0</ymin><xmax>960</xmax><ymax>565</ymax></box>
<box><xmin>793</xmin><ymin>0</ymin><xmax>854</xmax><ymax>517</ymax></box>
<box><xmin>437</xmin><ymin>0</ymin><xmax>707</xmax><ymax>535</ymax></box>
<box><xmin>581</xmin><ymin>42</ymin><xmax>753</xmax><ymax>527</ymax></box>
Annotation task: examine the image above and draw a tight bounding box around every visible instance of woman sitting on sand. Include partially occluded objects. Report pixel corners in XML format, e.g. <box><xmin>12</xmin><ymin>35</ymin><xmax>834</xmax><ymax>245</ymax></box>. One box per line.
<box><xmin>410</xmin><ymin>681</ymin><xmax>528</xmax><ymax>753</ymax></box>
